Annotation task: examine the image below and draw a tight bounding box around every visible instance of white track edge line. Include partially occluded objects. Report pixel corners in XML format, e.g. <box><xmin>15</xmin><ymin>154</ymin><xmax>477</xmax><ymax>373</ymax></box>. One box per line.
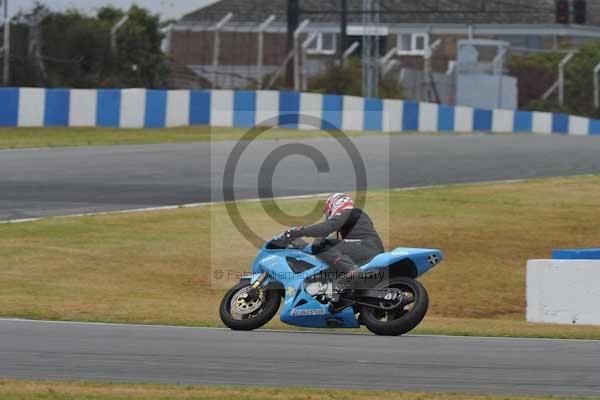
<box><xmin>5</xmin><ymin>175</ymin><xmax>598</xmax><ymax>225</ymax></box>
<box><xmin>0</xmin><ymin>317</ymin><xmax>598</xmax><ymax>342</ymax></box>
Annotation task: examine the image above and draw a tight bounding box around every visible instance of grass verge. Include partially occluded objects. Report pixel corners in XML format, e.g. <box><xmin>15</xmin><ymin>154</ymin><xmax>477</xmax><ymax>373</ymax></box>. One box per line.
<box><xmin>1</xmin><ymin>176</ymin><xmax>600</xmax><ymax>338</ymax></box>
<box><xmin>0</xmin><ymin>126</ymin><xmax>499</xmax><ymax>150</ymax></box>
<box><xmin>1</xmin><ymin>380</ymin><xmax>597</xmax><ymax>400</ymax></box>
<box><xmin>0</xmin><ymin>126</ymin><xmax>379</xmax><ymax>149</ymax></box>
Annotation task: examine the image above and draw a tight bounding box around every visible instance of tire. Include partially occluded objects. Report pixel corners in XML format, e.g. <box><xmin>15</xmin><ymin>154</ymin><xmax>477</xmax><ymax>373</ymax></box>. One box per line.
<box><xmin>219</xmin><ymin>280</ymin><xmax>281</xmax><ymax>331</ymax></box>
<box><xmin>360</xmin><ymin>277</ymin><xmax>429</xmax><ymax>336</ymax></box>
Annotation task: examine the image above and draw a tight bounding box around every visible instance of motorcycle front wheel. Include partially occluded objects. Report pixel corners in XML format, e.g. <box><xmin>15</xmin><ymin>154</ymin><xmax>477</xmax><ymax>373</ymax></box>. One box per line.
<box><xmin>360</xmin><ymin>277</ymin><xmax>429</xmax><ymax>336</ymax></box>
<box><xmin>219</xmin><ymin>281</ymin><xmax>281</xmax><ymax>331</ymax></box>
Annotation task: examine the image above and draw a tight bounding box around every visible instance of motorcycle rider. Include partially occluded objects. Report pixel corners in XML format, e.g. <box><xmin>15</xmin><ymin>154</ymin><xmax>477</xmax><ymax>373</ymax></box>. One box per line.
<box><xmin>286</xmin><ymin>193</ymin><xmax>384</xmax><ymax>287</ymax></box>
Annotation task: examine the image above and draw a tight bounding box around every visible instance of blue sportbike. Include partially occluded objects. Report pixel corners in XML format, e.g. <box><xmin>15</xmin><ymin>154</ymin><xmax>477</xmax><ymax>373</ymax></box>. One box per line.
<box><xmin>220</xmin><ymin>233</ymin><xmax>443</xmax><ymax>336</ymax></box>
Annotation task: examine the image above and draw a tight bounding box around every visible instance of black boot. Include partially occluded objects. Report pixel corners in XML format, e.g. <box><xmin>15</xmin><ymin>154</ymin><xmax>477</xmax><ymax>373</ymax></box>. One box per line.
<box><xmin>332</xmin><ymin>256</ymin><xmax>361</xmax><ymax>291</ymax></box>
<box><xmin>329</xmin><ymin>257</ymin><xmax>361</xmax><ymax>313</ymax></box>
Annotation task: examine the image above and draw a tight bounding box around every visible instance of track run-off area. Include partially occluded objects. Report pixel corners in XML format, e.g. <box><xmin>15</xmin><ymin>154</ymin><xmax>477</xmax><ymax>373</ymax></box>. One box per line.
<box><xmin>1</xmin><ymin>319</ymin><xmax>599</xmax><ymax>397</ymax></box>
<box><xmin>2</xmin><ymin>134</ymin><xmax>600</xmax><ymax>221</ymax></box>
<box><xmin>1</xmin><ymin>133</ymin><xmax>600</xmax><ymax>397</ymax></box>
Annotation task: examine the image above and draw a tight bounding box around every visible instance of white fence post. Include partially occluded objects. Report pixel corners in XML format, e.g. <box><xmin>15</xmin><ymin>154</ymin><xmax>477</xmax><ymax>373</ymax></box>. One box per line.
<box><xmin>293</xmin><ymin>19</ymin><xmax>310</xmax><ymax>92</ymax></box>
<box><xmin>257</xmin><ymin>15</ymin><xmax>276</xmax><ymax>90</ymax></box>
<box><xmin>301</xmin><ymin>32</ymin><xmax>317</xmax><ymax>91</ymax></box>
<box><xmin>542</xmin><ymin>51</ymin><xmax>575</xmax><ymax>106</ymax></box>
<box><xmin>342</xmin><ymin>41</ymin><xmax>360</xmax><ymax>65</ymax></box>
<box><xmin>594</xmin><ymin>63</ymin><xmax>600</xmax><ymax>109</ymax></box>
<box><xmin>212</xmin><ymin>13</ymin><xmax>233</xmax><ymax>88</ymax></box>
<box><xmin>110</xmin><ymin>15</ymin><xmax>129</xmax><ymax>56</ymax></box>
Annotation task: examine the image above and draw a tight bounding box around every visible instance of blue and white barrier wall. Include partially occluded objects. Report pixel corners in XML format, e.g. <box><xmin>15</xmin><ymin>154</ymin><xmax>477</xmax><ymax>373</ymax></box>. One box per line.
<box><xmin>552</xmin><ymin>248</ymin><xmax>600</xmax><ymax>260</ymax></box>
<box><xmin>2</xmin><ymin>87</ymin><xmax>600</xmax><ymax>135</ymax></box>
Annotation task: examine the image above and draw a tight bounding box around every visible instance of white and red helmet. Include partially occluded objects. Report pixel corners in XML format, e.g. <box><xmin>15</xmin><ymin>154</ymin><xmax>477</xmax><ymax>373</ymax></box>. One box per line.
<box><xmin>324</xmin><ymin>193</ymin><xmax>354</xmax><ymax>219</ymax></box>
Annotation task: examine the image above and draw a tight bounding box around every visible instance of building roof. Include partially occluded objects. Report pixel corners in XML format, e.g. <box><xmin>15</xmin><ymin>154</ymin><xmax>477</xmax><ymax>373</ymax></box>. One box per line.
<box><xmin>181</xmin><ymin>0</ymin><xmax>559</xmax><ymax>25</ymax></box>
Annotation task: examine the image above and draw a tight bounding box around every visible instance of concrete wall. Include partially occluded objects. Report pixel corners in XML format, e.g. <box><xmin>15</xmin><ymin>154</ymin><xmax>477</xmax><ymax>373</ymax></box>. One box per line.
<box><xmin>527</xmin><ymin>260</ymin><xmax>600</xmax><ymax>326</ymax></box>
<box><xmin>457</xmin><ymin>74</ymin><xmax>518</xmax><ymax>110</ymax></box>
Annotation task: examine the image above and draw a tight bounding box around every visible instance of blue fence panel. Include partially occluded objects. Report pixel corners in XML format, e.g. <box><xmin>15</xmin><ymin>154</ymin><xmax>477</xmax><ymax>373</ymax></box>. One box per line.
<box><xmin>473</xmin><ymin>109</ymin><xmax>492</xmax><ymax>131</ymax></box>
<box><xmin>279</xmin><ymin>91</ymin><xmax>300</xmax><ymax>128</ymax></box>
<box><xmin>513</xmin><ymin>111</ymin><xmax>533</xmax><ymax>133</ymax></box>
<box><xmin>96</xmin><ymin>89</ymin><xmax>121</xmax><ymax>127</ymax></box>
<box><xmin>233</xmin><ymin>91</ymin><xmax>256</xmax><ymax>128</ymax></box>
<box><xmin>189</xmin><ymin>90</ymin><xmax>211</xmax><ymax>125</ymax></box>
<box><xmin>402</xmin><ymin>101</ymin><xmax>419</xmax><ymax>131</ymax></box>
<box><xmin>363</xmin><ymin>98</ymin><xmax>383</xmax><ymax>131</ymax></box>
<box><xmin>0</xmin><ymin>88</ymin><xmax>19</xmax><ymax>126</ymax></box>
<box><xmin>437</xmin><ymin>104</ymin><xmax>455</xmax><ymax>132</ymax></box>
<box><xmin>44</xmin><ymin>89</ymin><xmax>70</xmax><ymax>126</ymax></box>
<box><xmin>589</xmin><ymin>119</ymin><xmax>600</xmax><ymax>135</ymax></box>
<box><xmin>552</xmin><ymin>114</ymin><xmax>569</xmax><ymax>134</ymax></box>
<box><xmin>144</xmin><ymin>90</ymin><xmax>167</xmax><ymax>128</ymax></box>
<box><xmin>553</xmin><ymin>248</ymin><xmax>600</xmax><ymax>260</ymax></box>
<box><xmin>321</xmin><ymin>94</ymin><xmax>343</xmax><ymax>130</ymax></box>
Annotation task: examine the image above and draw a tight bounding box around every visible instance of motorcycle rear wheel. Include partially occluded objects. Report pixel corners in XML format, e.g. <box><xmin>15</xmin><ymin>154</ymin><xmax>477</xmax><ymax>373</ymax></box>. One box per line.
<box><xmin>220</xmin><ymin>281</ymin><xmax>281</xmax><ymax>331</ymax></box>
<box><xmin>360</xmin><ymin>277</ymin><xmax>429</xmax><ymax>336</ymax></box>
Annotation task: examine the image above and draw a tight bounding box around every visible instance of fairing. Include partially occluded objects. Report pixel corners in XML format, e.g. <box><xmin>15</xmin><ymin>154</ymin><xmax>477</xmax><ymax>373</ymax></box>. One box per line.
<box><xmin>248</xmin><ymin>241</ymin><xmax>443</xmax><ymax>328</ymax></box>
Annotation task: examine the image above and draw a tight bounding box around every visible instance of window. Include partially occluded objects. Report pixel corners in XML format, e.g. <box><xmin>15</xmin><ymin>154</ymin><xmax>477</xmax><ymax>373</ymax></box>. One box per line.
<box><xmin>397</xmin><ymin>33</ymin><xmax>429</xmax><ymax>55</ymax></box>
<box><xmin>496</xmin><ymin>35</ymin><xmax>542</xmax><ymax>50</ymax></box>
<box><xmin>321</xmin><ymin>33</ymin><xmax>336</xmax><ymax>53</ymax></box>
<box><xmin>306</xmin><ymin>36</ymin><xmax>319</xmax><ymax>52</ymax></box>
<box><xmin>306</xmin><ymin>33</ymin><xmax>337</xmax><ymax>55</ymax></box>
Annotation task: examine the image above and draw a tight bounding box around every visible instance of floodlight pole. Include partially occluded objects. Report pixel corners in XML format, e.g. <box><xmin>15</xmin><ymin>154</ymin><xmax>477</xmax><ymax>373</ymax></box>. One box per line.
<box><xmin>594</xmin><ymin>63</ymin><xmax>600</xmax><ymax>109</ymax></box>
<box><xmin>257</xmin><ymin>14</ymin><xmax>276</xmax><ymax>89</ymax></box>
<box><xmin>339</xmin><ymin>0</ymin><xmax>348</xmax><ymax>61</ymax></box>
<box><xmin>293</xmin><ymin>19</ymin><xmax>310</xmax><ymax>91</ymax></box>
<box><xmin>212</xmin><ymin>12</ymin><xmax>233</xmax><ymax>88</ymax></box>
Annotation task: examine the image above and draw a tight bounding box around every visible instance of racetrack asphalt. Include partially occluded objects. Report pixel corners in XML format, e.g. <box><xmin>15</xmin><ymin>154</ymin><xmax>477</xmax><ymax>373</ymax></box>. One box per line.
<box><xmin>1</xmin><ymin>319</ymin><xmax>599</xmax><ymax>397</ymax></box>
<box><xmin>2</xmin><ymin>134</ymin><xmax>600</xmax><ymax>221</ymax></box>
<box><xmin>3</xmin><ymin>135</ymin><xmax>600</xmax><ymax>396</ymax></box>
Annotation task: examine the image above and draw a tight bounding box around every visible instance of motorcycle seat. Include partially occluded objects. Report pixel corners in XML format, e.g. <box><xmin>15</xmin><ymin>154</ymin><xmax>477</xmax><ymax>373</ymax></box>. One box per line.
<box><xmin>360</xmin><ymin>251</ymin><xmax>394</xmax><ymax>269</ymax></box>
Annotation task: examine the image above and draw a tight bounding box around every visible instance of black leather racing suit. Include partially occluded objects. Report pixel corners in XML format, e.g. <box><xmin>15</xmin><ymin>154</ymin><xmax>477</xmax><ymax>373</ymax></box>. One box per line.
<box><xmin>297</xmin><ymin>208</ymin><xmax>384</xmax><ymax>276</ymax></box>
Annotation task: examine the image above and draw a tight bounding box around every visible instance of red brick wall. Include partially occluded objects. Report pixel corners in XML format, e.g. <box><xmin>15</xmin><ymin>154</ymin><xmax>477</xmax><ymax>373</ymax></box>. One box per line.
<box><xmin>170</xmin><ymin>30</ymin><xmax>288</xmax><ymax>66</ymax></box>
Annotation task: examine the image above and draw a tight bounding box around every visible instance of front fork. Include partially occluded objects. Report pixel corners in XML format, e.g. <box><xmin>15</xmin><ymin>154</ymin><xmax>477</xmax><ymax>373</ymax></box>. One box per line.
<box><xmin>250</xmin><ymin>272</ymin><xmax>269</xmax><ymax>289</ymax></box>
<box><xmin>244</xmin><ymin>272</ymin><xmax>269</xmax><ymax>302</ymax></box>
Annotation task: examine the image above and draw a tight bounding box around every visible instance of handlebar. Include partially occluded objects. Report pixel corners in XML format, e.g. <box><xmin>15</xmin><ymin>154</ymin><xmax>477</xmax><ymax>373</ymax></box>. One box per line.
<box><xmin>268</xmin><ymin>232</ymin><xmax>309</xmax><ymax>250</ymax></box>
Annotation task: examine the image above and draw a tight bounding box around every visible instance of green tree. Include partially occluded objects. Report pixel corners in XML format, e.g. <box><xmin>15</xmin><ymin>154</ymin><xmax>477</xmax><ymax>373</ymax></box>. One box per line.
<box><xmin>10</xmin><ymin>3</ymin><xmax>170</xmax><ymax>88</ymax></box>
<box><xmin>41</xmin><ymin>9</ymin><xmax>113</xmax><ymax>87</ymax></box>
<box><xmin>308</xmin><ymin>58</ymin><xmax>403</xmax><ymax>99</ymax></box>
<box><xmin>509</xmin><ymin>41</ymin><xmax>600</xmax><ymax>118</ymax></box>
<box><xmin>112</xmin><ymin>5</ymin><xmax>169</xmax><ymax>88</ymax></box>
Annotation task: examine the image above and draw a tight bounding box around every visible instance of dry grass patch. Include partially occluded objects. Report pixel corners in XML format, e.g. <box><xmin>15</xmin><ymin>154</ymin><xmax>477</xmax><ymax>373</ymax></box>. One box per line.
<box><xmin>416</xmin><ymin>317</ymin><xmax>600</xmax><ymax>339</ymax></box>
<box><xmin>0</xmin><ymin>126</ymin><xmax>489</xmax><ymax>149</ymax></box>
<box><xmin>1</xmin><ymin>176</ymin><xmax>600</xmax><ymax>337</ymax></box>
<box><xmin>0</xmin><ymin>380</ymin><xmax>596</xmax><ymax>400</ymax></box>
<box><xmin>0</xmin><ymin>126</ymin><xmax>375</xmax><ymax>149</ymax></box>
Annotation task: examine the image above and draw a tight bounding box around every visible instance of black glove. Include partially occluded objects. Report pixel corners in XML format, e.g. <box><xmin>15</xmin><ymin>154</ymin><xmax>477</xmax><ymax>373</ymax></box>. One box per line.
<box><xmin>284</xmin><ymin>226</ymin><xmax>304</xmax><ymax>240</ymax></box>
<box><xmin>312</xmin><ymin>237</ymin><xmax>331</xmax><ymax>254</ymax></box>
<box><xmin>313</xmin><ymin>237</ymin><xmax>327</xmax><ymax>248</ymax></box>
